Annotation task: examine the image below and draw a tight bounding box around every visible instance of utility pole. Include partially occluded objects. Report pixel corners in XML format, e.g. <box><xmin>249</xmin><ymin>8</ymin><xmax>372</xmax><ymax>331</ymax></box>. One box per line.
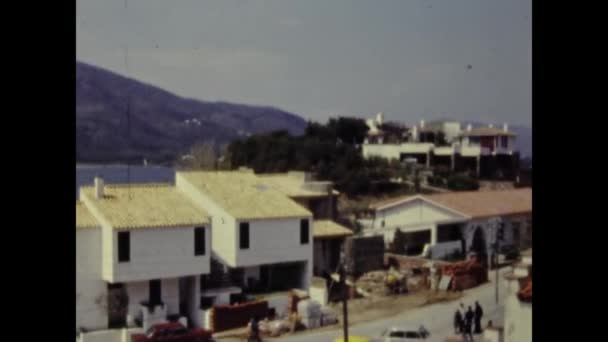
<box><xmin>495</xmin><ymin>220</ymin><xmax>503</xmax><ymax>305</ymax></box>
<box><xmin>339</xmin><ymin>251</ymin><xmax>349</xmax><ymax>342</ymax></box>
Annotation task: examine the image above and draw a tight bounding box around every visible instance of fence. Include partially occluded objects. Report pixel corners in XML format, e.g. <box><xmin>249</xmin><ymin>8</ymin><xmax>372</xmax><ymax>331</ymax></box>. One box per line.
<box><xmin>209</xmin><ymin>300</ymin><xmax>269</xmax><ymax>332</ymax></box>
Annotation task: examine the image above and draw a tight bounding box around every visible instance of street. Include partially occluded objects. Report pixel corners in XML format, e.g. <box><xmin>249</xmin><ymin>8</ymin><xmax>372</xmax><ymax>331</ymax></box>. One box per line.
<box><xmin>274</xmin><ymin>267</ymin><xmax>511</xmax><ymax>342</ymax></box>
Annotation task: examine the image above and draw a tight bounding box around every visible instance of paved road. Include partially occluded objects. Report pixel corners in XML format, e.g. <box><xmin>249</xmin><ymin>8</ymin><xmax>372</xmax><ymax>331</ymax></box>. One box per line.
<box><xmin>274</xmin><ymin>268</ymin><xmax>511</xmax><ymax>342</ymax></box>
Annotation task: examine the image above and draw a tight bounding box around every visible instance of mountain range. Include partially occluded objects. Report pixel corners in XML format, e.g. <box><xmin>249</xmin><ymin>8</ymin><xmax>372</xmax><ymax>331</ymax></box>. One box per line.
<box><xmin>76</xmin><ymin>61</ymin><xmax>531</xmax><ymax>163</ymax></box>
<box><xmin>76</xmin><ymin>61</ymin><xmax>307</xmax><ymax>163</ymax></box>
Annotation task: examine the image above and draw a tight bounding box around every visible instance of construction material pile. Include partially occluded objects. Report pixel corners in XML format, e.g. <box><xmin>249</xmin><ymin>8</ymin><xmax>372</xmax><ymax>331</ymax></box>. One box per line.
<box><xmin>297</xmin><ymin>300</ymin><xmax>323</xmax><ymax>329</ymax></box>
<box><xmin>517</xmin><ymin>277</ymin><xmax>532</xmax><ymax>303</ymax></box>
<box><xmin>440</xmin><ymin>258</ymin><xmax>487</xmax><ymax>291</ymax></box>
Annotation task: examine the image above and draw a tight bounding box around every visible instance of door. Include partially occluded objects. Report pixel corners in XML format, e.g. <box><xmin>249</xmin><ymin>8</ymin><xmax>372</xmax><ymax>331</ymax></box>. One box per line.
<box><xmin>107</xmin><ymin>283</ymin><xmax>128</xmax><ymax>328</ymax></box>
<box><xmin>150</xmin><ymin>279</ymin><xmax>162</xmax><ymax>306</ymax></box>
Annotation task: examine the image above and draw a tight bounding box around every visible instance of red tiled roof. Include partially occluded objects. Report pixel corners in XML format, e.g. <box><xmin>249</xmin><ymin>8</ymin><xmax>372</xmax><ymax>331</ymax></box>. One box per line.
<box><xmin>371</xmin><ymin>188</ymin><xmax>532</xmax><ymax>219</ymax></box>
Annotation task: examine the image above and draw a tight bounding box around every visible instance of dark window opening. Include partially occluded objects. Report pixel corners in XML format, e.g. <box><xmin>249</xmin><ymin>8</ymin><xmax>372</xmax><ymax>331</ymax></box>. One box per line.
<box><xmin>200</xmin><ymin>296</ymin><xmax>214</xmax><ymax>310</ymax></box>
<box><xmin>118</xmin><ymin>231</ymin><xmax>130</xmax><ymax>263</ymax></box>
<box><xmin>240</xmin><ymin>222</ymin><xmax>250</xmax><ymax>249</ymax></box>
<box><xmin>300</xmin><ymin>219</ymin><xmax>309</xmax><ymax>244</ymax></box>
<box><xmin>149</xmin><ymin>279</ymin><xmax>162</xmax><ymax>306</ymax></box>
<box><xmin>194</xmin><ymin>227</ymin><xmax>206</xmax><ymax>256</ymax></box>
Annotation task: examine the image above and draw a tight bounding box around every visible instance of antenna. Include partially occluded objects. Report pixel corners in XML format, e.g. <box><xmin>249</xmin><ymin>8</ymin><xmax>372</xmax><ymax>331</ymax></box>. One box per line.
<box><xmin>124</xmin><ymin>46</ymin><xmax>132</xmax><ymax>200</ymax></box>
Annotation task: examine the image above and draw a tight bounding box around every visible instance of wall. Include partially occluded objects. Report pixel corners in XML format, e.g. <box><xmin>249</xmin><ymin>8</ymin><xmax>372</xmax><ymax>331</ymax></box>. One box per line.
<box><xmin>362</xmin><ymin>144</ymin><xmax>403</xmax><ymax>160</ymax></box>
<box><xmin>109</xmin><ymin>226</ymin><xmax>211</xmax><ymax>283</ymax></box>
<box><xmin>373</xmin><ymin>199</ymin><xmax>462</xmax><ymax>231</ymax></box>
<box><xmin>362</xmin><ymin>143</ymin><xmax>435</xmax><ymax>160</ymax></box>
<box><xmin>235</xmin><ymin>218</ymin><xmax>313</xmax><ymax>268</ymax></box>
<box><xmin>76</xmin><ymin>228</ymin><xmax>108</xmax><ymax>331</ymax></box>
<box><xmin>176</xmin><ymin>173</ymin><xmax>238</xmax><ymax>266</ymax></box>
<box><xmin>125</xmin><ymin>278</ymin><xmax>180</xmax><ymax>326</ymax></box>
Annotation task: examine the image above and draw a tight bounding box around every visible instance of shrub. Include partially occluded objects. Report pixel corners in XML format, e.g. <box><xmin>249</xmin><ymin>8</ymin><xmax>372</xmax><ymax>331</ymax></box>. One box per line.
<box><xmin>447</xmin><ymin>174</ymin><xmax>480</xmax><ymax>191</ymax></box>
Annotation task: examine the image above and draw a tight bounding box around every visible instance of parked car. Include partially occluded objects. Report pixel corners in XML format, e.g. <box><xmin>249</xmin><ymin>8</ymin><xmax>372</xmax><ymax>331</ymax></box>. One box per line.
<box><xmin>381</xmin><ymin>326</ymin><xmax>430</xmax><ymax>342</ymax></box>
<box><xmin>131</xmin><ymin>322</ymin><xmax>213</xmax><ymax>342</ymax></box>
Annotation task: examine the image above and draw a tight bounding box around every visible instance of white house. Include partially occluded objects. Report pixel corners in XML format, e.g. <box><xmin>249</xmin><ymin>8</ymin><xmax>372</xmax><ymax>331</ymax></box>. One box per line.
<box><xmin>361</xmin><ymin>113</ymin><xmax>520</xmax><ymax>179</ymax></box>
<box><xmin>175</xmin><ymin>170</ymin><xmax>314</xmax><ymax>299</ymax></box>
<box><xmin>76</xmin><ymin>180</ymin><xmax>211</xmax><ymax>332</ymax></box>
<box><xmin>364</xmin><ymin>188</ymin><xmax>532</xmax><ymax>264</ymax></box>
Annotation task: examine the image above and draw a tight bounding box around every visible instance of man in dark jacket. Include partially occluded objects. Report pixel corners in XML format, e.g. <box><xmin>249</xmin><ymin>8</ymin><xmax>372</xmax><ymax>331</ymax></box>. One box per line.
<box><xmin>474</xmin><ymin>301</ymin><xmax>484</xmax><ymax>334</ymax></box>
<box><xmin>464</xmin><ymin>306</ymin><xmax>475</xmax><ymax>341</ymax></box>
<box><xmin>454</xmin><ymin>309</ymin><xmax>463</xmax><ymax>334</ymax></box>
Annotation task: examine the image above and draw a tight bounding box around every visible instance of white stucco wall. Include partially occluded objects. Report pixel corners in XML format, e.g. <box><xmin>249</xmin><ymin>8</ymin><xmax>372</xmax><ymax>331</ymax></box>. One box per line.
<box><xmin>107</xmin><ymin>226</ymin><xmax>211</xmax><ymax>283</ymax></box>
<box><xmin>176</xmin><ymin>173</ymin><xmax>238</xmax><ymax>266</ymax></box>
<box><xmin>372</xmin><ymin>199</ymin><xmax>465</xmax><ymax>231</ymax></box>
<box><xmin>362</xmin><ymin>143</ymin><xmax>434</xmax><ymax>160</ymax></box>
<box><xmin>362</xmin><ymin>144</ymin><xmax>402</xmax><ymax>160</ymax></box>
<box><xmin>76</xmin><ymin>228</ymin><xmax>107</xmax><ymax>331</ymax></box>
<box><xmin>235</xmin><ymin>218</ymin><xmax>313</xmax><ymax>267</ymax></box>
<box><xmin>125</xmin><ymin>278</ymin><xmax>180</xmax><ymax>325</ymax></box>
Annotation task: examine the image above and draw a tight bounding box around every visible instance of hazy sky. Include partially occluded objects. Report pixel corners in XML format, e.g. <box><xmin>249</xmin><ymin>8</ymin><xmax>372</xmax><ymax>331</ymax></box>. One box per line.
<box><xmin>77</xmin><ymin>0</ymin><xmax>531</xmax><ymax>127</ymax></box>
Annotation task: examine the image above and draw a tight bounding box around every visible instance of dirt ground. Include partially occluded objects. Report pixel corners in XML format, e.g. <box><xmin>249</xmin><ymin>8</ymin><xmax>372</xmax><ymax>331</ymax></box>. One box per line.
<box><xmin>214</xmin><ymin>290</ymin><xmax>463</xmax><ymax>342</ymax></box>
<box><xmin>328</xmin><ymin>289</ymin><xmax>463</xmax><ymax>327</ymax></box>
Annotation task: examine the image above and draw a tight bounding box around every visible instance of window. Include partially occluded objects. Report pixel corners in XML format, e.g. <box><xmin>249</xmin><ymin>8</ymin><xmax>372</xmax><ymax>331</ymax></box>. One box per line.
<box><xmin>300</xmin><ymin>219</ymin><xmax>309</xmax><ymax>244</ymax></box>
<box><xmin>194</xmin><ymin>227</ymin><xmax>206</xmax><ymax>256</ymax></box>
<box><xmin>149</xmin><ymin>279</ymin><xmax>162</xmax><ymax>306</ymax></box>
<box><xmin>118</xmin><ymin>231</ymin><xmax>130</xmax><ymax>262</ymax></box>
<box><xmin>239</xmin><ymin>222</ymin><xmax>250</xmax><ymax>249</ymax></box>
<box><xmin>512</xmin><ymin>222</ymin><xmax>521</xmax><ymax>243</ymax></box>
<box><xmin>381</xmin><ymin>220</ymin><xmax>385</xmax><ymax>228</ymax></box>
<box><xmin>501</xmin><ymin>136</ymin><xmax>509</xmax><ymax>148</ymax></box>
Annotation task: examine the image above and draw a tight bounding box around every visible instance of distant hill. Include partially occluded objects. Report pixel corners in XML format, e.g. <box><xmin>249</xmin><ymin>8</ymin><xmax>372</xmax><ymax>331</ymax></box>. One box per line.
<box><xmin>76</xmin><ymin>61</ymin><xmax>307</xmax><ymax>164</ymax></box>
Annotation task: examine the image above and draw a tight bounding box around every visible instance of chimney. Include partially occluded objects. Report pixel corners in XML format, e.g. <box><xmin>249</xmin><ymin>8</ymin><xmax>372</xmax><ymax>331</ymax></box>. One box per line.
<box><xmin>94</xmin><ymin>176</ymin><xmax>104</xmax><ymax>199</ymax></box>
<box><xmin>419</xmin><ymin>119</ymin><xmax>425</xmax><ymax>128</ymax></box>
<box><xmin>466</xmin><ymin>124</ymin><xmax>472</xmax><ymax>132</ymax></box>
<box><xmin>376</xmin><ymin>112</ymin><xmax>384</xmax><ymax>126</ymax></box>
<box><xmin>503</xmin><ymin>123</ymin><xmax>508</xmax><ymax>132</ymax></box>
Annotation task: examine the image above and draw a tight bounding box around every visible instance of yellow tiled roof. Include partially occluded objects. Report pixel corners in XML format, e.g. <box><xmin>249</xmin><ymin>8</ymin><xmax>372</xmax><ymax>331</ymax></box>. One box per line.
<box><xmin>80</xmin><ymin>183</ymin><xmax>210</xmax><ymax>230</ymax></box>
<box><xmin>76</xmin><ymin>201</ymin><xmax>99</xmax><ymax>229</ymax></box>
<box><xmin>258</xmin><ymin>173</ymin><xmax>340</xmax><ymax>198</ymax></box>
<box><xmin>178</xmin><ymin>171</ymin><xmax>312</xmax><ymax>220</ymax></box>
<box><xmin>313</xmin><ymin>220</ymin><xmax>353</xmax><ymax>239</ymax></box>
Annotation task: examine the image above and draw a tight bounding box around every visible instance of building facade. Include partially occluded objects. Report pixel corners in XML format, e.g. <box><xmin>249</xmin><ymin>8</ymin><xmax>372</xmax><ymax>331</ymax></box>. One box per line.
<box><xmin>363</xmin><ymin>188</ymin><xmax>532</xmax><ymax>265</ymax></box>
<box><xmin>362</xmin><ymin>114</ymin><xmax>520</xmax><ymax>179</ymax></box>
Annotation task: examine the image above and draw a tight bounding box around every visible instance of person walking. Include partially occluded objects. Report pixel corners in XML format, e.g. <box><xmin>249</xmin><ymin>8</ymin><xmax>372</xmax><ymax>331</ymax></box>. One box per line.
<box><xmin>464</xmin><ymin>306</ymin><xmax>475</xmax><ymax>342</ymax></box>
<box><xmin>474</xmin><ymin>301</ymin><xmax>484</xmax><ymax>334</ymax></box>
<box><xmin>454</xmin><ymin>308</ymin><xmax>463</xmax><ymax>334</ymax></box>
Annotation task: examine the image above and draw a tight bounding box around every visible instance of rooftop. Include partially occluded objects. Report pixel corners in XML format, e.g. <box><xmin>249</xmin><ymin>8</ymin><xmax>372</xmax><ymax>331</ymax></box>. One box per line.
<box><xmin>80</xmin><ymin>183</ymin><xmax>210</xmax><ymax>230</ymax></box>
<box><xmin>258</xmin><ymin>172</ymin><xmax>339</xmax><ymax>198</ymax></box>
<box><xmin>460</xmin><ymin>127</ymin><xmax>516</xmax><ymax>137</ymax></box>
<box><xmin>76</xmin><ymin>201</ymin><xmax>98</xmax><ymax>229</ymax></box>
<box><xmin>177</xmin><ymin>171</ymin><xmax>312</xmax><ymax>220</ymax></box>
<box><xmin>371</xmin><ymin>188</ymin><xmax>532</xmax><ymax>219</ymax></box>
<box><xmin>313</xmin><ymin>220</ymin><xmax>354</xmax><ymax>239</ymax></box>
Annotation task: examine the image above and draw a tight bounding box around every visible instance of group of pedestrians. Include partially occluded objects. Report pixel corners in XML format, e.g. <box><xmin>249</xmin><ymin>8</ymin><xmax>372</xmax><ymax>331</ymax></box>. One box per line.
<box><xmin>453</xmin><ymin>301</ymin><xmax>484</xmax><ymax>341</ymax></box>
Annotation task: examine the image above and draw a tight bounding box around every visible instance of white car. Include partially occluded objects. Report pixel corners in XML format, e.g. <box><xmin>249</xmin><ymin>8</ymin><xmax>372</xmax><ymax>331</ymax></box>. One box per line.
<box><xmin>381</xmin><ymin>326</ymin><xmax>430</xmax><ymax>342</ymax></box>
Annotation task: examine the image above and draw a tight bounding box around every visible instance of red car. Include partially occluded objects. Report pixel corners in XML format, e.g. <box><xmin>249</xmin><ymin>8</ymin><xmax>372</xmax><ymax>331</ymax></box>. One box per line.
<box><xmin>132</xmin><ymin>322</ymin><xmax>213</xmax><ymax>342</ymax></box>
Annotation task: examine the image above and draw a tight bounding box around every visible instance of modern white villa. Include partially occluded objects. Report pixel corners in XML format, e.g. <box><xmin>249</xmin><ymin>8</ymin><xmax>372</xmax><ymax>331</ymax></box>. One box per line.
<box><xmin>362</xmin><ymin>113</ymin><xmax>520</xmax><ymax>179</ymax></box>
<box><xmin>76</xmin><ymin>180</ymin><xmax>211</xmax><ymax>332</ymax></box>
<box><xmin>77</xmin><ymin>169</ymin><xmax>351</xmax><ymax>336</ymax></box>
<box><xmin>362</xmin><ymin>188</ymin><xmax>532</xmax><ymax>265</ymax></box>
